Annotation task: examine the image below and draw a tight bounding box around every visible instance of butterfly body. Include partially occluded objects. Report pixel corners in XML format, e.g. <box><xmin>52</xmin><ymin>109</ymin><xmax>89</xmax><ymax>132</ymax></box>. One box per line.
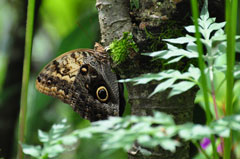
<box><xmin>36</xmin><ymin>44</ymin><xmax>123</xmax><ymax>121</ymax></box>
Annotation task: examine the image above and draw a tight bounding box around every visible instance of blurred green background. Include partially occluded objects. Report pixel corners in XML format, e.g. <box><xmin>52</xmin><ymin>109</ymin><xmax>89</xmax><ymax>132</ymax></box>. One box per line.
<box><xmin>0</xmin><ymin>0</ymin><xmax>128</xmax><ymax>158</ymax></box>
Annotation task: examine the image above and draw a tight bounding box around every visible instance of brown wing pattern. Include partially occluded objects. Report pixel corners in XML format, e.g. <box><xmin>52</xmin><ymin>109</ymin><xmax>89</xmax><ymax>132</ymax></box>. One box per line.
<box><xmin>35</xmin><ymin>49</ymin><xmax>94</xmax><ymax>104</ymax></box>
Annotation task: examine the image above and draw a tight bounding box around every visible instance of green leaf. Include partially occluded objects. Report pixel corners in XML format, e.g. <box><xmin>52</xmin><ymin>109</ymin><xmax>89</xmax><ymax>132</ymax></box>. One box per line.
<box><xmin>50</xmin><ymin>119</ymin><xmax>69</xmax><ymax>140</ymax></box>
<box><xmin>119</xmin><ymin>71</ymin><xmax>174</xmax><ymax>85</ymax></box>
<box><xmin>142</xmin><ymin>50</ymin><xmax>167</xmax><ymax>58</ymax></box>
<box><xmin>169</xmin><ymin>81</ymin><xmax>195</xmax><ymax>97</ymax></box>
<box><xmin>149</xmin><ymin>78</ymin><xmax>177</xmax><ymax>97</ymax></box>
<box><xmin>199</xmin><ymin>18</ymin><xmax>215</xmax><ymax>30</ymax></box>
<box><xmin>139</xmin><ymin>147</ymin><xmax>152</xmax><ymax>156</ymax></box>
<box><xmin>162</xmin><ymin>48</ymin><xmax>198</xmax><ymax>59</ymax></box>
<box><xmin>188</xmin><ymin>65</ymin><xmax>200</xmax><ymax>80</ymax></box>
<box><xmin>159</xmin><ymin>139</ymin><xmax>180</xmax><ymax>152</ymax></box>
<box><xmin>215</xmin><ymin>115</ymin><xmax>240</xmax><ymax>131</ymax></box>
<box><xmin>22</xmin><ymin>144</ymin><xmax>41</xmax><ymax>158</ymax></box>
<box><xmin>137</xmin><ymin>135</ymin><xmax>153</xmax><ymax>146</ymax></box>
<box><xmin>61</xmin><ymin>135</ymin><xmax>78</xmax><ymax>145</ymax></box>
<box><xmin>38</xmin><ymin>130</ymin><xmax>49</xmax><ymax>143</ymax></box>
<box><xmin>211</xmin><ymin>123</ymin><xmax>230</xmax><ymax>137</ymax></box>
<box><xmin>153</xmin><ymin>111</ymin><xmax>175</xmax><ymax>125</ymax></box>
<box><xmin>208</xmin><ymin>22</ymin><xmax>226</xmax><ymax>32</ymax></box>
<box><xmin>185</xmin><ymin>25</ymin><xmax>196</xmax><ymax>33</ymax></box>
<box><xmin>200</xmin><ymin>0</ymin><xmax>209</xmax><ymax>21</ymax></box>
<box><xmin>167</xmin><ymin>56</ymin><xmax>184</xmax><ymax>64</ymax></box>
<box><xmin>233</xmin><ymin>65</ymin><xmax>240</xmax><ymax>79</ymax></box>
<box><xmin>163</xmin><ymin>35</ymin><xmax>195</xmax><ymax>44</ymax></box>
<box><xmin>186</xmin><ymin>42</ymin><xmax>198</xmax><ymax>53</ymax></box>
<box><xmin>142</xmin><ymin>43</ymin><xmax>198</xmax><ymax>63</ymax></box>
<box><xmin>218</xmin><ymin>42</ymin><xmax>226</xmax><ymax>54</ymax></box>
<box><xmin>191</xmin><ymin>125</ymin><xmax>212</xmax><ymax>139</ymax></box>
<box><xmin>178</xmin><ymin>123</ymin><xmax>212</xmax><ymax>140</ymax></box>
<box><xmin>44</xmin><ymin>144</ymin><xmax>65</xmax><ymax>158</ymax></box>
<box><xmin>211</xmin><ymin>34</ymin><xmax>226</xmax><ymax>42</ymax></box>
<box><xmin>236</xmin><ymin>42</ymin><xmax>240</xmax><ymax>52</ymax></box>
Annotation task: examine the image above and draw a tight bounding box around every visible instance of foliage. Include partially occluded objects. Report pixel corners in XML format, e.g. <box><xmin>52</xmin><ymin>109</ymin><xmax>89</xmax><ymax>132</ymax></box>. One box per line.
<box><xmin>120</xmin><ymin>1</ymin><xmax>240</xmax><ymax>100</ymax></box>
<box><xmin>120</xmin><ymin>65</ymin><xmax>200</xmax><ymax>98</ymax></box>
<box><xmin>22</xmin><ymin>119</ymin><xmax>78</xmax><ymax>158</ymax></box>
<box><xmin>23</xmin><ymin>112</ymin><xmax>240</xmax><ymax>158</ymax></box>
<box><xmin>119</xmin><ymin>0</ymin><xmax>240</xmax><ymax>158</ymax></box>
<box><xmin>109</xmin><ymin>32</ymin><xmax>139</xmax><ymax>64</ymax></box>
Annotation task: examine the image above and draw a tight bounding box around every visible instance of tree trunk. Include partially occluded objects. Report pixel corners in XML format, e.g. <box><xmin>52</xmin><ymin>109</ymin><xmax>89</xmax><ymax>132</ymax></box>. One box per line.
<box><xmin>96</xmin><ymin>0</ymin><xmax>224</xmax><ymax>158</ymax></box>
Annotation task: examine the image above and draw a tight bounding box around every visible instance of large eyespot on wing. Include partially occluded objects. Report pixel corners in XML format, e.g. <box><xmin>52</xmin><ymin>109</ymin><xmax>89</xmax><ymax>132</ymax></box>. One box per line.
<box><xmin>35</xmin><ymin>49</ymin><xmax>94</xmax><ymax>104</ymax></box>
<box><xmin>96</xmin><ymin>86</ymin><xmax>109</xmax><ymax>102</ymax></box>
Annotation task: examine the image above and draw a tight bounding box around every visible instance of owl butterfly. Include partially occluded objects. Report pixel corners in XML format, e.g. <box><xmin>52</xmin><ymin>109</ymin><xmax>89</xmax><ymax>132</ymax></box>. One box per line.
<box><xmin>36</xmin><ymin>43</ymin><xmax>125</xmax><ymax>121</ymax></box>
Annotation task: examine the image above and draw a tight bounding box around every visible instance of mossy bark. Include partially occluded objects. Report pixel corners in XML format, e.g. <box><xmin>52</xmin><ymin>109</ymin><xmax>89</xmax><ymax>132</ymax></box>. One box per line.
<box><xmin>96</xmin><ymin>0</ymin><xmax>224</xmax><ymax>158</ymax></box>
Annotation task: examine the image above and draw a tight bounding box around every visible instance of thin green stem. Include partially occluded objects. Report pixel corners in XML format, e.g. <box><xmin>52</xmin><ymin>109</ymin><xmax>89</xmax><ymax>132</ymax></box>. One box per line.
<box><xmin>206</xmin><ymin>44</ymin><xmax>219</xmax><ymax>120</ymax></box>
<box><xmin>193</xmin><ymin>141</ymin><xmax>211</xmax><ymax>159</ymax></box>
<box><xmin>210</xmin><ymin>81</ymin><xmax>219</xmax><ymax>119</ymax></box>
<box><xmin>190</xmin><ymin>0</ymin><xmax>211</xmax><ymax>126</ymax></box>
<box><xmin>216</xmin><ymin>78</ymin><xmax>226</xmax><ymax>93</ymax></box>
<box><xmin>224</xmin><ymin>0</ymin><xmax>238</xmax><ymax>158</ymax></box>
<box><xmin>190</xmin><ymin>0</ymin><xmax>218</xmax><ymax>158</ymax></box>
<box><xmin>17</xmin><ymin>0</ymin><xmax>35</xmax><ymax>158</ymax></box>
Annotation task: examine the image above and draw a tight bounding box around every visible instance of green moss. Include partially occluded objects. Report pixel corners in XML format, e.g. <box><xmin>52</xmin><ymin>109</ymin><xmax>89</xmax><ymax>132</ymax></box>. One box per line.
<box><xmin>130</xmin><ymin>0</ymin><xmax>139</xmax><ymax>9</ymax></box>
<box><xmin>109</xmin><ymin>32</ymin><xmax>139</xmax><ymax>64</ymax></box>
<box><xmin>145</xmin><ymin>21</ymin><xmax>185</xmax><ymax>51</ymax></box>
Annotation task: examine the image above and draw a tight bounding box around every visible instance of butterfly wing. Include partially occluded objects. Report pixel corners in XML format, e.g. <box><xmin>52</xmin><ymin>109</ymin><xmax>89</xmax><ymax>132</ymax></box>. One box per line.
<box><xmin>36</xmin><ymin>48</ymin><xmax>122</xmax><ymax>121</ymax></box>
<box><xmin>36</xmin><ymin>49</ymin><xmax>95</xmax><ymax>104</ymax></box>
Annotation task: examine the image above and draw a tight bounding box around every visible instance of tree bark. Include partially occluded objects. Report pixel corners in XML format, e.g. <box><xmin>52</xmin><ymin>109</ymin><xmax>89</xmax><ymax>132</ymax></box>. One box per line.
<box><xmin>96</xmin><ymin>0</ymin><xmax>224</xmax><ymax>158</ymax></box>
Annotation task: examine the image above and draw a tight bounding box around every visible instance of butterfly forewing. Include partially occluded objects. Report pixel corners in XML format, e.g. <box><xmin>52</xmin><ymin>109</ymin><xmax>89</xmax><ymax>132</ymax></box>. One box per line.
<box><xmin>36</xmin><ymin>49</ymin><xmax>94</xmax><ymax>104</ymax></box>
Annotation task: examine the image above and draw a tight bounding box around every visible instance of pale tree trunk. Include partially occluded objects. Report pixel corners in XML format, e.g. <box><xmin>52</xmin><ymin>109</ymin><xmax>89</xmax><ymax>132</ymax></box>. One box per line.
<box><xmin>96</xmin><ymin>0</ymin><xmax>224</xmax><ymax>158</ymax></box>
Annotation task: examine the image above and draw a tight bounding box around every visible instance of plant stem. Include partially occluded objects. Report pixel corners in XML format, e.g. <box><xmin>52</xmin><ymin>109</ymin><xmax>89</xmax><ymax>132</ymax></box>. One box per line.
<box><xmin>17</xmin><ymin>0</ymin><xmax>35</xmax><ymax>158</ymax></box>
<box><xmin>193</xmin><ymin>141</ymin><xmax>211</xmax><ymax>159</ymax></box>
<box><xmin>224</xmin><ymin>0</ymin><xmax>238</xmax><ymax>158</ymax></box>
<box><xmin>190</xmin><ymin>0</ymin><xmax>218</xmax><ymax>158</ymax></box>
<box><xmin>210</xmin><ymin>80</ymin><xmax>219</xmax><ymax>120</ymax></box>
<box><xmin>190</xmin><ymin>0</ymin><xmax>211</xmax><ymax>125</ymax></box>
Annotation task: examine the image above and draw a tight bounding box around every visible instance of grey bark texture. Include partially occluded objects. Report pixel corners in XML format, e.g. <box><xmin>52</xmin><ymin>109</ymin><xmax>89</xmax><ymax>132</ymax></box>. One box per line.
<box><xmin>96</xmin><ymin>0</ymin><xmax>224</xmax><ymax>158</ymax></box>
<box><xmin>96</xmin><ymin>0</ymin><xmax>132</xmax><ymax>46</ymax></box>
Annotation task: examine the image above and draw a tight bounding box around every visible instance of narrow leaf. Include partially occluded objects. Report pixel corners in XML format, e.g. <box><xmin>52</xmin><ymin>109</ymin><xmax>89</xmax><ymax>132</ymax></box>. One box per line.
<box><xmin>149</xmin><ymin>78</ymin><xmax>177</xmax><ymax>97</ymax></box>
<box><xmin>163</xmin><ymin>35</ymin><xmax>195</xmax><ymax>44</ymax></box>
<box><xmin>169</xmin><ymin>81</ymin><xmax>195</xmax><ymax>97</ymax></box>
<box><xmin>38</xmin><ymin>130</ymin><xmax>49</xmax><ymax>143</ymax></box>
<box><xmin>22</xmin><ymin>144</ymin><xmax>41</xmax><ymax>158</ymax></box>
